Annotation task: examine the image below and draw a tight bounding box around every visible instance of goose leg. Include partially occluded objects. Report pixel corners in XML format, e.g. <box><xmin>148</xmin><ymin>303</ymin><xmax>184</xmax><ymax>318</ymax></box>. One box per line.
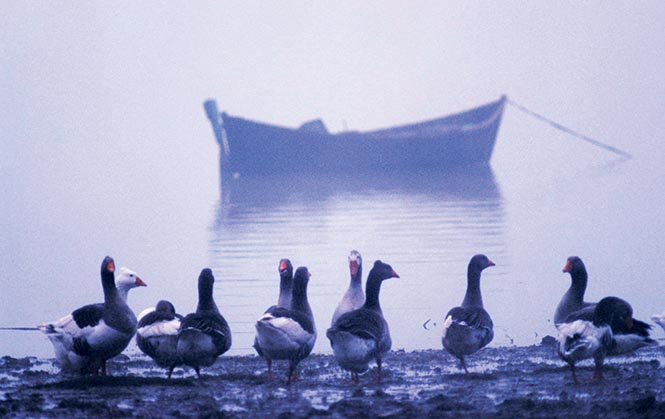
<box><xmin>167</xmin><ymin>365</ymin><xmax>175</xmax><ymax>379</ymax></box>
<box><xmin>460</xmin><ymin>357</ymin><xmax>469</xmax><ymax>374</ymax></box>
<box><xmin>591</xmin><ymin>357</ymin><xmax>604</xmax><ymax>382</ymax></box>
<box><xmin>377</xmin><ymin>358</ymin><xmax>383</xmax><ymax>383</ymax></box>
<box><xmin>570</xmin><ymin>363</ymin><xmax>579</xmax><ymax>385</ymax></box>
<box><xmin>195</xmin><ymin>366</ymin><xmax>201</xmax><ymax>379</ymax></box>
<box><xmin>266</xmin><ymin>358</ymin><xmax>273</xmax><ymax>380</ymax></box>
<box><xmin>286</xmin><ymin>361</ymin><xmax>297</xmax><ymax>385</ymax></box>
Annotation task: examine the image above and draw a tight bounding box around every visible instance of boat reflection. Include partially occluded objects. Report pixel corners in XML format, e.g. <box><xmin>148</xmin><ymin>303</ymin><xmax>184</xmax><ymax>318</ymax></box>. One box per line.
<box><xmin>216</xmin><ymin>166</ymin><xmax>501</xmax><ymax>213</ymax></box>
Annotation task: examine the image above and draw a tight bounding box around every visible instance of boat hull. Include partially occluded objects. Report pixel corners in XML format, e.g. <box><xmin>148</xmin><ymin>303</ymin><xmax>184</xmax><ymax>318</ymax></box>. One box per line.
<box><xmin>205</xmin><ymin>96</ymin><xmax>506</xmax><ymax>176</ymax></box>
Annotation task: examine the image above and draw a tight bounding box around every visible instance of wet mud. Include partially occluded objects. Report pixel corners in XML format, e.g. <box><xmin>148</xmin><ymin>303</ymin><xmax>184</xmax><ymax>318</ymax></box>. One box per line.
<box><xmin>1</xmin><ymin>340</ymin><xmax>664</xmax><ymax>418</ymax></box>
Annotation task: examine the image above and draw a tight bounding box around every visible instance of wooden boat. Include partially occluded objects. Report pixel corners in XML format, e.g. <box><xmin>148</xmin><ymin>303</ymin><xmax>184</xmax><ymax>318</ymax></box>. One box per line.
<box><xmin>204</xmin><ymin>96</ymin><xmax>506</xmax><ymax>176</ymax></box>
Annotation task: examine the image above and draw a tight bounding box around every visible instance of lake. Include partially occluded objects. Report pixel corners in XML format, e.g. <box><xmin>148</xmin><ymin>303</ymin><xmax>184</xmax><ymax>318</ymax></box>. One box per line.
<box><xmin>2</xmin><ymin>115</ymin><xmax>665</xmax><ymax>359</ymax></box>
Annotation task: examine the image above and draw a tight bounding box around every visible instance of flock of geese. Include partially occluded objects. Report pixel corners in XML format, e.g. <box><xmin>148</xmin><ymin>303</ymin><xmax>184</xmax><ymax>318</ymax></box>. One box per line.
<box><xmin>37</xmin><ymin>253</ymin><xmax>662</xmax><ymax>385</ymax></box>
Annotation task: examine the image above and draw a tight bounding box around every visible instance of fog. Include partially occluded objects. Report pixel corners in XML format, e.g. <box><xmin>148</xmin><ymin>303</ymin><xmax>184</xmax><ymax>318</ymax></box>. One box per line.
<box><xmin>1</xmin><ymin>2</ymin><xmax>665</xmax><ymax>357</ymax></box>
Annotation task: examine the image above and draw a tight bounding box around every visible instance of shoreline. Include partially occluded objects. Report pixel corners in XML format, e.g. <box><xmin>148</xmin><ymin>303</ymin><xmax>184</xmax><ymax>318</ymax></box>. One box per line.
<box><xmin>1</xmin><ymin>342</ymin><xmax>664</xmax><ymax>418</ymax></box>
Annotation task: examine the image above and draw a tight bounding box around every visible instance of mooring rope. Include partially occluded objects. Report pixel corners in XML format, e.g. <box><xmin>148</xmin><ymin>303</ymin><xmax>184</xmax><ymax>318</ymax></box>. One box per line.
<box><xmin>506</xmin><ymin>98</ymin><xmax>631</xmax><ymax>159</ymax></box>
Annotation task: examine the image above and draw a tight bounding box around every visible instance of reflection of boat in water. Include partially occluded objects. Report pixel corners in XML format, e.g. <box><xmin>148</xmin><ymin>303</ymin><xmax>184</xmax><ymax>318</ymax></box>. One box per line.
<box><xmin>217</xmin><ymin>167</ymin><xmax>502</xmax><ymax>211</ymax></box>
<box><xmin>204</xmin><ymin>96</ymin><xmax>506</xmax><ymax>177</ymax></box>
<box><xmin>213</xmin><ymin>168</ymin><xmax>504</xmax><ymax>245</ymax></box>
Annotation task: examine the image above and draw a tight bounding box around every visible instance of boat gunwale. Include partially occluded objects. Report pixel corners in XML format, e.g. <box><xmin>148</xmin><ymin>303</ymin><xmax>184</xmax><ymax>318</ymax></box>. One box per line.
<box><xmin>220</xmin><ymin>95</ymin><xmax>506</xmax><ymax>141</ymax></box>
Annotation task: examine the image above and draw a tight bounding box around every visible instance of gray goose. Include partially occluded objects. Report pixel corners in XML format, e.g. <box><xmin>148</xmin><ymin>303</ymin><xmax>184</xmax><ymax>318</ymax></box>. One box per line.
<box><xmin>255</xmin><ymin>266</ymin><xmax>316</xmax><ymax>385</ymax></box>
<box><xmin>253</xmin><ymin>258</ymin><xmax>293</xmax><ymax>378</ymax></box>
<box><xmin>327</xmin><ymin>260</ymin><xmax>399</xmax><ymax>383</ymax></box>
<box><xmin>176</xmin><ymin>268</ymin><xmax>232</xmax><ymax>378</ymax></box>
<box><xmin>442</xmin><ymin>254</ymin><xmax>495</xmax><ymax>373</ymax></box>
<box><xmin>554</xmin><ymin>256</ymin><xmax>596</xmax><ymax>325</ymax></box>
<box><xmin>137</xmin><ymin>300</ymin><xmax>183</xmax><ymax>378</ymax></box>
<box><xmin>557</xmin><ymin>296</ymin><xmax>655</xmax><ymax>383</ymax></box>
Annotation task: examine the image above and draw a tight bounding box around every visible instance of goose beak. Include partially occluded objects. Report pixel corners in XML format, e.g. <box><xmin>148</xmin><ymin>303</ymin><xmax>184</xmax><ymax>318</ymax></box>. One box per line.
<box><xmin>350</xmin><ymin>260</ymin><xmax>359</xmax><ymax>276</ymax></box>
<box><xmin>135</xmin><ymin>277</ymin><xmax>147</xmax><ymax>287</ymax></box>
<box><xmin>562</xmin><ymin>260</ymin><xmax>572</xmax><ymax>273</ymax></box>
<box><xmin>391</xmin><ymin>270</ymin><xmax>400</xmax><ymax>279</ymax></box>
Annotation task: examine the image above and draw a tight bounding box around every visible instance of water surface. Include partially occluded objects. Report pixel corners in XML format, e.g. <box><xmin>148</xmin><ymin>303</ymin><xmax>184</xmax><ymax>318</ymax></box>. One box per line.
<box><xmin>2</xmin><ymin>137</ymin><xmax>664</xmax><ymax>359</ymax></box>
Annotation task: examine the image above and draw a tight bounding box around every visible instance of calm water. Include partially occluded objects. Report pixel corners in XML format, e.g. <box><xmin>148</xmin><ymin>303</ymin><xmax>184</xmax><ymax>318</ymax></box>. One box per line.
<box><xmin>3</xmin><ymin>130</ymin><xmax>665</xmax><ymax>359</ymax></box>
<box><xmin>210</xmin><ymin>169</ymin><xmax>507</xmax><ymax>355</ymax></box>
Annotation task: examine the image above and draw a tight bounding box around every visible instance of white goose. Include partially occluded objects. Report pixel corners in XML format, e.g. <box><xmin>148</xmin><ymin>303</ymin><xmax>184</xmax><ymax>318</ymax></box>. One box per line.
<box><xmin>38</xmin><ymin>257</ymin><xmax>145</xmax><ymax>374</ymax></box>
<box><xmin>330</xmin><ymin>250</ymin><xmax>364</xmax><ymax>326</ymax></box>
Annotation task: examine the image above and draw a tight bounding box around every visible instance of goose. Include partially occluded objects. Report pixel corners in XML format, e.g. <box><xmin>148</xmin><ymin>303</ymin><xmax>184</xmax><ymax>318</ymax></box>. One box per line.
<box><xmin>136</xmin><ymin>300</ymin><xmax>183</xmax><ymax>378</ymax></box>
<box><xmin>327</xmin><ymin>260</ymin><xmax>399</xmax><ymax>383</ymax></box>
<box><xmin>557</xmin><ymin>296</ymin><xmax>655</xmax><ymax>383</ymax></box>
<box><xmin>442</xmin><ymin>254</ymin><xmax>495</xmax><ymax>373</ymax></box>
<box><xmin>554</xmin><ymin>256</ymin><xmax>596</xmax><ymax>325</ymax></box>
<box><xmin>253</xmin><ymin>258</ymin><xmax>294</xmax><ymax>378</ymax></box>
<box><xmin>255</xmin><ymin>266</ymin><xmax>316</xmax><ymax>384</ymax></box>
<box><xmin>176</xmin><ymin>268</ymin><xmax>232</xmax><ymax>378</ymax></box>
<box><xmin>37</xmin><ymin>257</ymin><xmax>147</xmax><ymax>374</ymax></box>
<box><xmin>330</xmin><ymin>250</ymin><xmax>364</xmax><ymax>326</ymax></box>
<box><xmin>39</xmin><ymin>267</ymin><xmax>146</xmax><ymax>360</ymax></box>
<box><xmin>38</xmin><ymin>256</ymin><xmax>143</xmax><ymax>375</ymax></box>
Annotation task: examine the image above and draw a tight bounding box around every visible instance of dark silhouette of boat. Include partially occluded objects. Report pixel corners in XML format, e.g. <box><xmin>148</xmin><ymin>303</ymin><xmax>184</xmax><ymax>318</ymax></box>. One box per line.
<box><xmin>204</xmin><ymin>96</ymin><xmax>506</xmax><ymax>176</ymax></box>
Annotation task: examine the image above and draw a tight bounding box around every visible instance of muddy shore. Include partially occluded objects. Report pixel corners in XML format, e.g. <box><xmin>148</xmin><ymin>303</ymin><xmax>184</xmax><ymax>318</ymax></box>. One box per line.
<box><xmin>1</xmin><ymin>340</ymin><xmax>664</xmax><ymax>419</ymax></box>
